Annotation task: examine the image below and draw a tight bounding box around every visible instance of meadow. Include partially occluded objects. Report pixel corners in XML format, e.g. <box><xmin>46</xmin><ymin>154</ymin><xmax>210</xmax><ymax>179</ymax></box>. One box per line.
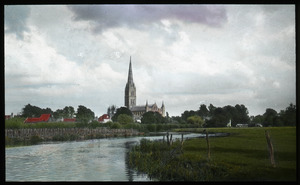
<box><xmin>129</xmin><ymin>127</ymin><xmax>297</xmax><ymax>181</ymax></box>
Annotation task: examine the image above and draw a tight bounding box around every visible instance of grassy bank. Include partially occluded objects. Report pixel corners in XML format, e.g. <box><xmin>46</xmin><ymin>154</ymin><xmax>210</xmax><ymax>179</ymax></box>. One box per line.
<box><xmin>5</xmin><ymin>118</ymin><xmax>199</xmax><ymax>132</ymax></box>
<box><xmin>128</xmin><ymin>127</ymin><xmax>296</xmax><ymax>181</ymax></box>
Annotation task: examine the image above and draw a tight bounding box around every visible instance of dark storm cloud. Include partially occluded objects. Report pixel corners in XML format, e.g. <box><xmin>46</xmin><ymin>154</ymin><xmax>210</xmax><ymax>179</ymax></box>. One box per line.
<box><xmin>5</xmin><ymin>6</ymin><xmax>31</xmax><ymax>39</ymax></box>
<box><xmin>68</xmin><ymin>5</ymin><xmax>227</xmax><ymax>33</ymax></box>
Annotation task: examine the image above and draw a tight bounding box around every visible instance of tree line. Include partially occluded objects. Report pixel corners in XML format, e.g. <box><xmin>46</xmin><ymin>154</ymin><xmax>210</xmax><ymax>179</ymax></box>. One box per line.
<box><xmin>19</xmin><ymin>102</ymin><xmax>296</xmax><ymax>127</ymax></box>
<box><xmin>21</xmin><ymin>104</ymin><xmax>95</xmax><ymax>123</ymax></box>
<box><xmin>172</xmin><ymin>103</ymin><xmax>296</xmax><ymax>127</ymax></box>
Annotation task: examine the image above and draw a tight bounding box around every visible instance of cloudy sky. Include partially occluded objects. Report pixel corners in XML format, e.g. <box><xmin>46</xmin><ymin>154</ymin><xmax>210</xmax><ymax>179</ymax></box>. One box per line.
<box><xmin>5</xmin><ymin>5</ymin><xmax>295</xmax><ymax>117</ymax></box>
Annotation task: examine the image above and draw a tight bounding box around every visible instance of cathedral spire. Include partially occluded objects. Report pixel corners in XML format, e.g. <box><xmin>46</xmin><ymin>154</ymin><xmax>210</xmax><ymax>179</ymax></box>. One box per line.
<box><xmin>127</xmin><ymin>56</ymin><xmax>134</xmax><ymax>85</ymax></box>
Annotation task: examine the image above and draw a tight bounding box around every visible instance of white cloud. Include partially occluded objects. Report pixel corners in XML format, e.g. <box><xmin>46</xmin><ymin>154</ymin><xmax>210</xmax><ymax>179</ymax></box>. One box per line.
<box><xmin>5</xmin><ymin>5</ymin><xmax>295</xmax><ymax>117</ymax></box>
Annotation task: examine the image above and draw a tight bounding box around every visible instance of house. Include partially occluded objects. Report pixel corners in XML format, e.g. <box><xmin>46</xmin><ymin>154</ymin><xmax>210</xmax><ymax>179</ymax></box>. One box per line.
<box><xmin>255</xmin><ymin>123</ymin><xmax>263</xmax><ymax>127</ymax></box>
<box><xmin>24</xmin><ymin>114</ymin><xmax>51</xmax><ymax>123</ymax></box>
<box><xmin>98</xmin><ymin>114</ymin><xmax>111</xmax><ymax>123</ymax></box>
<box><xmin>5</xmin><ymin>113</ymin><xmax>13</xmax><ymax>120</ymax></box>
<box><xmin>63</xmin><ymin>118</ymin><xmax>76</xmax><ymax>123</ymax></box>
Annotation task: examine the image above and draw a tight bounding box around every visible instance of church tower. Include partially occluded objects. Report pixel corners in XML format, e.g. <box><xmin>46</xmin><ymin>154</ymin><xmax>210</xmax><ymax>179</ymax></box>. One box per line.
<box><xmin>125</xmin><ymin>56</ymin><xmax>136</xmax><ymax>109</ymax></box>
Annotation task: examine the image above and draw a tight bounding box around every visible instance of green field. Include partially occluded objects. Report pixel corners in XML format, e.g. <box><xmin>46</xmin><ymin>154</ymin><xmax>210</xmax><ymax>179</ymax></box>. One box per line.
<box><xmin>129</xmin><ymin>127</ymin><xmax>296</xmax><ymax>181</ymax></box>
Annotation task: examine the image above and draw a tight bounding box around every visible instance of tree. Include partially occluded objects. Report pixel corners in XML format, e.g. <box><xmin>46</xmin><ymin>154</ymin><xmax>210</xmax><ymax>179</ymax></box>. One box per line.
<box><xmin>141</xmin><ymin>112</ymin><xmax>157</xmax><ymax>124</ymax></box>
<box><xmin>280</xmin><ymin>103</ymin><xmax>296</xmax><ymax>126</ymax></box>
<box><xmin>187</xmin><ymin>115</ymin><xmax>204</xmax><ymax>127</ymax></box>
<box><xmin>107</xmin><ymin>105</ymin><xmax>117</xmax><ymax>118</ymax></box>
<box><xmin>141</xmin><ymin>111</ymin><xmax>165</xmax><ymax>124</ymax></box>
<box><xmin>76</xmin><ymin>105</ymin><xmax>95</xmax><ymax>123</ymax></box>
<box><xmin>208</xmin><ymin>104</ymin><xmax>216</xmax><ymax>117</ymax></box>
<box><xmin>234</xmin><ymin>104</ymin><xmax>250</xmax><ymax>124</ymax></box>
<box><xmin>63</xmin><ymin>106</ymin><xmax>75</xmax><ymax>118</ymax></box>
<box><xmin>263</xmin><ymin>108</ymin><xmax>277</xmax><ymax>127</ymax></box>
<box><xmin>198</xmin><ymin>104</ymin><xmax>209</xmax><ymax>118</ymax></box>
<box><xmin>181</xmin><ymin>110</ymin><xmax>196</xmax><ymax>121</ymax></box>
<box><xmin>117</xmin><ymin>114</ymin><xmax>134</xmax><ymax>125</ymax></box>
<box><xmin>112</xmin><ymin>107</ymin><xmax>133</xmax><ymax>122</ymax></box>
<box><xmin>22</xmin><ymin>104</ymin><xmax>53</xmax><ymax>117</ymax></box>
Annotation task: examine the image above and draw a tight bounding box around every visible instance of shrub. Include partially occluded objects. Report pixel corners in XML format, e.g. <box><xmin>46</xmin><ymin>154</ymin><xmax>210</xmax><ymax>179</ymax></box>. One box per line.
<box><xmin>88</xmin><ymin>120</ymin><xmax>100</xmax><ymax>128</ymax></box>
<box><xmin>5</xmin><ymin>118</ymin><xmax>26</xmax><ymax>129</ymax></box>
<box><xmin>110</xmin><ymin>122</ymin><xmax>122</xmax><ymax>129</ymax></box>
<box><xmin>30</xmin><ymin>135</ymin><xmax>42</xmax><ymax>144</ymax></box>
<box><xmin>117</xmin><ymin>114</ymin><xmax>134</xmax><ymax>125</ymax></box>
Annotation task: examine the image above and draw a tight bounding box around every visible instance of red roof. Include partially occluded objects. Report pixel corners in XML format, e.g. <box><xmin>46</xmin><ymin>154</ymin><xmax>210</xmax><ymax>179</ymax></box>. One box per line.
<box><xmin>24</xmin><ymin>114</ymin><xmax>51</xmax><ymax>123</ymax></box>
<box><xmin>98</xmin><ymin>114</ymin><xmax>110</xmax><ymax>122</ymax></box>
<box><xmin>63</xmin><ymin>118</ymin><xmax>76</xmax><ymax>122</ymax></box>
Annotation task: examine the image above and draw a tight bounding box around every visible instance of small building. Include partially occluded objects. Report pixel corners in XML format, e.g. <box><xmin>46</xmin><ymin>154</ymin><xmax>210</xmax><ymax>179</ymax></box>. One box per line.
<box><xmin>226</xmin><ymin>119</ymin><xmax>231</xmax><ymax>127</ymax></box>
<box><xmin>63</xmin><ymin>118</ymin><xmax>77</xmax><ymax>123</ymax></box>
<box><xmin>98</xmin><ymin>114</ymin><xmax>111</xmax><ymax>123</ymax></box>
<box><xmin>24</xmin><ymin>114</ymin><xmax>51</xmax><ymax>123</ymax></box>
<box><xmin>255</xmin><ymin>123</ymin><xmax>263</xmax><ymax>127</ymax></box>
<box><xmin>5</xmin><ymin>113</ymin><xmax>13</xmax><ymax>120</ymax></box>
<box><xmin>5</xmin><ymin>115</ymin><xmax>11</xmax><ymax>120</ymax></box>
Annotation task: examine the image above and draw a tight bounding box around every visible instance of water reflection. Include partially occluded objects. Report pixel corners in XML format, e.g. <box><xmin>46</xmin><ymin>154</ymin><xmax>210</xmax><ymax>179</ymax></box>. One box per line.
<box><xmin>6</xmin><ymin>133</ymin><xmax>204</xmax><ymax>181</ymax></box>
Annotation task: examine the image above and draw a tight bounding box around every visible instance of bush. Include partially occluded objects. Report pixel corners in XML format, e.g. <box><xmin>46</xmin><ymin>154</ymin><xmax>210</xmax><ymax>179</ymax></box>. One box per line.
<box><xmin>30</xmin><ymin>135</ymin><xmax>42</xmax><ymax>144</ymax></box>
<box><xmin>110</xmin><ymin>122</ymin><xmax>122</xmax><ymax>129</ymax></box>
<box><xmin>88</xmin><ymin>120</ymin><xmax>100</xmax><ymax>128</ymax></box>
<box><xmin>117</xmin><ymin>114</ymin><xmax>134</xmax><ymax>125</ymax></box>
<box><xmin>5</xmin><ymin>118</ymin><xmax>26</xmax><ymax>129</ymax></box>
<box><xmin>123</xmin><ymin>123</ymin><xmax>141</xmax><ymax>130</ymax></box>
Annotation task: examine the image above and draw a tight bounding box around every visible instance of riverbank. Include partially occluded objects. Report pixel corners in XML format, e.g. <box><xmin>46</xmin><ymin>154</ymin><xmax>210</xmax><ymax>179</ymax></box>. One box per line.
<box><xmin>5</xmin><ymin>128</ymin><xmax>142</xmax><ymax>147</ymax></box>
<box><xmin>128</xmin><ymin>127</ymin><xmax>296</xmax><ymax>181</ymax></box>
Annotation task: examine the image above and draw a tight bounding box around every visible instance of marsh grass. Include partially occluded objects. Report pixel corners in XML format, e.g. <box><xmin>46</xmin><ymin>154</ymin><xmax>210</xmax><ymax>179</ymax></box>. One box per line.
<box><xmin>129</xmin><ymin>127</ymin><xmax>296</xmax><ymax>181</ymax></box>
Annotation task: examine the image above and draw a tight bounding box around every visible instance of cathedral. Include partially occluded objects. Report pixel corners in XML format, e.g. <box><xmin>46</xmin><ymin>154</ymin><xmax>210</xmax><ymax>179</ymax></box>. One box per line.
<box><xmin>125</xmin><ymin>57</ymin><xmax>165</xmax><ymax>121</ymax></box>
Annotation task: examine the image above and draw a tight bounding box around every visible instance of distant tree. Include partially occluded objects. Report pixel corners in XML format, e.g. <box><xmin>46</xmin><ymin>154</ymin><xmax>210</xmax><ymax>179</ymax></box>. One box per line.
<box><xmin>197</xmin><ymin>104</ymin><xmax>209</xmax><ymax>118</ymax></box>
<box><xmin>181</xmin><ymin>110</ymin><xmax>196</xmax><ymax>121</ymax></box>
<box><xmin>251</xmin><ymin>115</ymin><xmax>264</xmax><ymax>124</ymax></box>
<box><xmin>280</xmin><ymin>103</ymin><xmax>296</xmax><ymax>126</ymax></box>
<box><xmin>141</xmin><ymin>111</ymin><xmax>165</xmax><ymax>124</ymax></box>
<box><xmin>53</xmin><ymin>109</ymin><xmax>64</xmax><ymax>119</ymax></box>
<box><xmin>165</xmin><ymin>112</ymin><xmax>171</xmax><ymax>123</ymax></box>
<box><xmin>234</xmin><ymin>104</ymin><xmax>250</xmax><ymax>124</ymax></box>
<box><xmin>187</xmin><ymin>115</ymin><xmax>204</xmax><ymax>127</ymax></box>
<box><xmin>76</xmin><ymin>105</ymin><xmax>95</xmax><ymax>123</ymax></box>
<box><xmin>22</xmin><ymin>104</ymin><xmax>53</xmax><ymax>117</ymax></box>
<box><xmin>263</xmin><ymin>108</ymin><xmax>277</xmax><ymax>127</ymax></box>
<box><xmin>117</xmin><ymin>114</ymin><xmax>134</xmax><ymax>125</ymax></box>
<box><xmin>208</xmin><ymin>104</ymin><xmax>216</xmax><ymax>117</ymax></box>
<box><xmin>63</xmin><ymin>106</ymin><xmax>75</xmax><ymax>118</ymax></box>
<box><xmin>171</xmin><ymin>116</ymin><xmax>185</xmax><ymax>124</ymax></box>
<box><xmin>141</xmin><ymin>111</ymin><xmax>157</xmax><ymax>124</ymax></box>
<box><xmin>112</xmin><ymin>107</ymin><xmax>132</xmax><ymax>122</ymax></box>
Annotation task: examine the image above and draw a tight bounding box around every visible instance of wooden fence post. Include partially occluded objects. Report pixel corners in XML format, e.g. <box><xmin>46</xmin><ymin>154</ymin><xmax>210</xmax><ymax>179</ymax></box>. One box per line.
<box><xmin>206</xmin><ymin>131</ymin><xmax>210</xmax><ymax>160</ymax></box>
<box><xmin>166</xmin><ymin>132</ymin><xmax>169</xmax><ymax>146</ymax></box>
<box><xmin>265</xmin><ymin>130</ymin><xmax>276</xmax><ymax>168</ymax></box>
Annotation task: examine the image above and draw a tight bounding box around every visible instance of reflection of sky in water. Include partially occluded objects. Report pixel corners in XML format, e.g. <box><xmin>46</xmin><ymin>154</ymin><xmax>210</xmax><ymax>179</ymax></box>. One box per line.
<box><xmin>6</xmin><ymin>133</ymin><xmax>203</xmax><ymax>181</ymax></box>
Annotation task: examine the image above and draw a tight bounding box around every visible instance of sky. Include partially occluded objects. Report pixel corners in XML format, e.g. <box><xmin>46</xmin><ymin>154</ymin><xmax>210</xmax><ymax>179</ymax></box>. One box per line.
<box><xmin>4</xmin><ymin>5</ymin><xmax>295</xmax><ymax>117</ymax></box>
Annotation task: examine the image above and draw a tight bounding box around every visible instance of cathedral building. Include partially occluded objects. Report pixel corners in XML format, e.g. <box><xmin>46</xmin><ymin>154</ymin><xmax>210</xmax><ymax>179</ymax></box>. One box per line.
<box><xmin>125</xmin><ymin>57</ymin><xmax>165</xmax><ymax>121</ymax></box>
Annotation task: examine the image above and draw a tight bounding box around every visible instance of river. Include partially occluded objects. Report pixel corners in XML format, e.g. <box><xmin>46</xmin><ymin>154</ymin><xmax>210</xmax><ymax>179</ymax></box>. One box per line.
<box><xmin>5</xmin><ymin>133</ymin><xmax>203</xmax><ymax>181</ymax></box>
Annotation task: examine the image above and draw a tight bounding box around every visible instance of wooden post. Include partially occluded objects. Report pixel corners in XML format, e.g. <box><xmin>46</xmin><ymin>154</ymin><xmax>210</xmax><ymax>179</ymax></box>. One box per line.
<box><xmin>166</xmin><ymin>132</ymin><xmax>170</xmax><ymax>146</ymax></box>
<box><xmin>206</xmin><ymin>131</ymin><xmax>210</xmax><ymax>160</ymax></box>
<box><xmin>265</xmin><ymin>130</ymin><xmax>276</xmax><ymax>168</ymax></box>
<box><xmin>170</xmin><ymin>134</ymin><xmax>173</xmax><ymax>146</ymax></box>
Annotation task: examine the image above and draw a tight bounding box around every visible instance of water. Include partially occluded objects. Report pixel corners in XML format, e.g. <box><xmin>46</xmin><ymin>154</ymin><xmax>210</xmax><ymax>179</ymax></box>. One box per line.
<box><xmin>5</xmin><ymin>133</ymin><xmax>202</xmax><ymax>181</ymax></box>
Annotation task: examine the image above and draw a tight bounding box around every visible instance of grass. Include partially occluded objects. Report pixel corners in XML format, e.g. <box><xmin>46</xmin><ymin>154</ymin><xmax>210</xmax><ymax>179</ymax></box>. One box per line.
<box><xmin>129</xmin><ymin>127</ymin><xmax>296</xmax><ymax>181</ymax></box>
